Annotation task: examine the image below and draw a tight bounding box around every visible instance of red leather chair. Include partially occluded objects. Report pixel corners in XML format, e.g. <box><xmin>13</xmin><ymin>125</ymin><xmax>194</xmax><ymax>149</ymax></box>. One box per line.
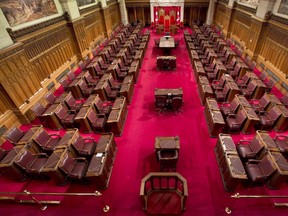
<box><xmin>71</xmin><ymin>135</ymin><xmax>97</xmax><ymax>157</ymax></box>
<box><xmin>274</xmin><ymin>135</ymin><xmax>288</xmax><ymax>155</ymax></box>
<box><xmin>94</xmin><ymin>63</ymin><xmax>105</xmax><ymax>77</ymax></box>
<box><xmin>259</xmin><ymin>70</ymin><xmax>268</xmax><ymax>82</ymax></box>
<box><xmin>115</xmin><ymin>66</ymin><xmax>127</xmax><ymax>80</ymax></box>
<box><xmin>104</xmin><ymin>83</ymin><xmax>119</xmax><ymax>101</ymax></box>
<box><xmin>44</xmin><ymin>91</ymin><xmax>56</xmax><ymax>106</ymax></box>
<box><xmin>83</xmin><ymin>72</ymin><xmax>99</xmax><ymax>87</ymax></box>
<box><xmin>244</xmin><ymin>154</ymin><xmax>277</xmax><ymax>184</ymax></box>
<box><xmin>54</xmin><ymin>104</ymin><xmax>77</xmax><ymax>129</ymax></box>
<box><xmin>67</xmin><ymin>71</ymin><xmax>77</xmax><ymax>82</ymax></box>
<box><xmin>250</xmin><ymin>93</ymin><xmax>271</xmax><ymax>113</ymax></box>
<box><xmin>225</xmin><ymin>109</ymin><xmax>247</xmax><ymax>133</ymax></box>
<box><xmin>77</xmin><ymin>79</ymin><xmax>94</xmax><ymax>98</ymax></box>
<box><xmin>5</xmin><ymin>128</ymin><xmax>25</xmax><ymax>145</ymax></box>
<box><xmin>220</xmin><ymin>98</ymin><xmax>240</xmax><ymax>117</ymax></box>
<box><xmin>0</xmin><ymin>148</ymin><xmax>9</xmax><ymax>161</ymax></box>
<box><xmin>94</xmin><ymin>98</ymin><xmax>112</xmax><ymax>116</ymax></box>
<box><xmin>281</xmin><ymin>94</ymin><xmax>288</xmax><ymax>108</ymax></box>
<box><xmin>87</xmin><ymin>108</ymin><xmax>107</xmax><ymax>133</ymax></box>
<box><xmin>265</xmin><ymin>78</ymin><xmax>276</xmax><ymax>93</ymax></box>
<box><xmin>256</xmin><ymin>108</ymin><xmax>281</xmax><ymax>130</ymax></box>
<box><xmin>236</xmin><ymin>137</ymin><xmax>265</xmax><ymax>160</ymax></box>
<box><xmin>59</xmin><ymin>77</ymin><xmax>70</xmax><ymax>91</ymax></box>
<box><xmin>31</xmin><ymin>103</ymin><xmax>49</xmax><ymax>126</ymax></box>
<box><xmin>229</xmin><ymin>64</ymin><xmax>241</xmax><ymax>79</ymax></box>
<box><xmin>215</xmin><ymin>84</ymin><xmax>230</xmax><ymax>102</ymax></box>
<box><xmin>33</xmin><ymin>130</ymin><xmax>62</xmax><ymax>152</ymax></box>
<box><xmin>157</xmin><ymin>150</ymin><xmax>178</xmax><ymax>172</ymax></box>
<box><xmin>14</xmin><ymin>149</ymin><xmax>48</xmax><ymax>175</ymax></box>
<box><xmin>64</xmin><ymin>93</ymin><xmax>83</xmax><ymax>112</ymax></box>
<box><xmin>59</xmin><ymin>152</ymin><xmax>89</xmax><ymax>183</ymax></box>
<box><xmin>239</xmin><ymin>81</ymin><xmax>257</xmax><ymax>100</ymax></box>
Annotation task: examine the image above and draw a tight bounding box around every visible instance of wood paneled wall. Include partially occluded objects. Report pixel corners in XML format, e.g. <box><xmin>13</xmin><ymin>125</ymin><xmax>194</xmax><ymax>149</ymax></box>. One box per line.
<box><xmin>126</xmin><ymin>5</ymin><xmax>150</xmax><ymax>26</ymax></box>
<box><xmin>0</xmin><ymin>2</ymin><xmax>122</xmax><ymax>131</ymax></box>
<box><xmin>214</xmin><ymin>2</ymin><xmax>288</xmax><ymax>92</ymax></box>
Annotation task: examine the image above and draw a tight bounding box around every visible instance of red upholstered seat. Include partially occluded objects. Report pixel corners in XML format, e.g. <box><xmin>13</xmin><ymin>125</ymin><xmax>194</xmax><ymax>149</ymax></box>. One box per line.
<box><xmin>236</xmin><ymin>137</ymin><xmax>265</xmax><ymax>160</ymax></box>
<box><xmin>87</xmin><ymin>108</ymin><xmax>107</xmax><ymax>133</ymax></box>
<box><xmin>215</xmin><ymin>84</ymin><xmax>230</xmax><ymax>102</ymax></box>
<box><xmin>225</xmin><ymin>109</ymin><xmax>247</xmax><ymax>132</ymax></box>
<box><xmin>33</xmin><ymin>130</ymin><xmax>61</xmax><ymax>152</ymax></box>
<box><xmin>244</xmin><ymin>154</ymin><xmax>276</xmax><ymax>184</ymax></box>
<box><xmin>72</xmin><ymin>135</ymin><xmax>96</xmax><ymax>156</ymax></box>
<box><xmin>14</xmin><ymin>149</ymin><xmax>48</xmax><ymax>174</ymax></box>
<box><xmin>59</xmin><ymin>152</ymin><xmax>89</xmax><ymax>183</ymax></box>
<box><xmin>220</xmin><ymin>99</ymin><xmax>239</xmax><ymax>117</ymax></box>
<box><xmin>44</xmin><ymin>91</ymin><xmax>57</xmax><ymax>106</ymax></box>
<box><xmin>54</xmin><ymin>104</ymin><xmax>77</xmax><ymax>129</ymax></box>
<box><xmin>65</xmin><ymin>93</ymin><xmax>83</xmax><ymax>112</ymax></box>
<box><xmin>5</xmin><ymin>128</ymin><xmax>25</xmax><ymax>145</ymax></box>
<box><xmin>240</xmin><ymin>81</ymin><xmax>257</xmax><ymax>100</ymax></box>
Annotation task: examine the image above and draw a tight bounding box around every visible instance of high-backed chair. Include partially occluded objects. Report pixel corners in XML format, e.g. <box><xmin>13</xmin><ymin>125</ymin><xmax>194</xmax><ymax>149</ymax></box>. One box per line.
<box><xmin>71</xmin><ymin>135</ymin><xmax>97</xmax><ymax>157</ymax></box>
<box><xmin>244</xmin><ymin>154</ymin><xmax>277</xmax><ymax>184</ymax></box>
<box><xmin>239</xmin><ymin>81</ymin><xmax>257</xmax><ymax>100</ymax></box>
<box><xmin>78</xmin><ymin>79</ymin><xmax>94</xmax><ymax>98</ymax></box>
<box><xmin>235</xmin><ymin>72</ymin><xmax>252</xmax><ymax>87</ymax></box>
<box><xmin>0</xmin><ymin>148</ymin><xmax>9</xmax><ymax>161</ymax></box>
<box><xmin>59</xmin><ymin>77</ymin><xmax>70</xmax><ymax>91</ymax></box>
<box><xmin>64</xmin><ymin>93</ymin><xmax>83</xmax><ymax>112</ymax></box>
<box><xmin>259</xmin><ymin>70</ymin><xmax>268</xmax><ymax>82</ymax></box>
<box><xmin>211</xmin><ymin>75</ymin><xmax>226</xmax><ymax>90</ymax></box>
<box><xmin>54</xmin><ymin>104</ymin><xmax>77</xmax><ymax>129</ymax></box>
<box><xmin>265</xmin><ymin>78</ymin><xmax>276</xmax><ymax>93</ymax></box>
<box><xmin>31</xmin><ymin>103</ymin><xmax>48</xmax><ymax>125</ymax></box>
<box><xmin>115</xmin><ymin>66</ymin><xmax>127</xmax><ymax>80</ymax></box>
<box><xmin>94</xmin><ymin>98</ymin><xmax>112</xmax><ymax>116</ymax></box>
<box><xmin>281</xmin><ymin>95</ymin><xmax>288</xmax><ymax>108</ymax></box>
<box><xmin>83</xmin><ymin>72</ymin><xmax>99</xmax><ymax>86</ymax></box>
<box><xmin>104</xmin><ymin>83</ymin><xmax>119</xmax><ymax>101</ymax></box>
<box><xmin>14</xmin><ymin>149</ymin><xmax>48</xmax><ymax>175</ymax></box>
<box><xmin>274</xmin><ymin>135</ymin><xmax>288</xmax><ymax>155</ymax></box>
<box><xmin>157</xmin><ymin>150</ymin><xmax>178</xmax><ymax>171</ymax></box>
<box><xmin>5</xmin><ymin>128</ymin><xmax>25</xmax><ymax>145</ymax></box>
<box><xmin>44</xmin><ymin>91</ymin><xmax>56</xmax><ymax>106</ymax></box>
<box><xmin>215</xmin><ymin>84</ymin><xmax>230</xmax><ymax>102</ymax></box>
<box><xmin>87</xmin><ymin>108</ymin><xmax>107</xmax><ymax>133</ymax></box>
<box><xmin>171</xmin><ymin>97</ymin><xmax>183</xmax><ymax>113</ymax></box>
<box><xmin>67</xmin><ymin>71</ymin><xmax>77</xmax><ymax>82</ymax></box>
<box><xmin>250</xmin><ymin>93</ymin><xmax>272</xmax><ymax>113</ymax></box>
<box><xmin>94</xmin><ymin>63</ymin><xmax>105</xmax><ymax>77</ymax></box>
<box><xmin>220</xmin><ymin>98</ymin><xmax>240</xmax><ymax>117</ymax></box>
<box><xmin>229</xmin><ymin>64</ymin><xmax>241</xmax><ymax>79</ymax></box>
<box><xmin>59</xmin><ymin>152</ymin><xmax>89</xmax><ymax>184</ymax></box>
<box><xmin>225</xmin><ymin>109</ymin><xmax>247</xmax><ymax>133</ymax></box>
<box><xmin>33</xmin><ymin>130</ymin><xmax>62</xmax><ymax>152</ymax></box>
<box><xmin>236</xmin><ymin>137</ymin><xmax>265</xmax><ymax>160</ymax></box>
<box><xmin>256</xmin><ymin>109</ymin><xmax>280</xmax><ymax>130</ymax></box>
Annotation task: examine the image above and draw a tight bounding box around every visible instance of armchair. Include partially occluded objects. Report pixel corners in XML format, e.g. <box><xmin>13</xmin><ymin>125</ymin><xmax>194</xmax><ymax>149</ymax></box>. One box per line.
<box><xmin>71</xmin><ymin>135</ymin><xmax>97</xmax><ymax>157</ymax></box>
<box><xmin>256</xmin><ymin>108</ymin><xmax>281</xmax><ymax>130</ymax></box>
<box><xmin>225</xmin><ymin>109</ymin><xmax>247</xmax><ymax>133</ymax></box>
<box><xmin>5</xmin><ymin>127</ymin><xmax>25</xmax><ymax>145</ymax></box>
<box><xmin>281</xmin><ymin>95</ymin><xmax>288</xmax><ymax>108</ymax></box>
<box><xmin>215</xmin><ymin>84</ymin><xmax>230</xmax><ymax>102</ymax></box>
<box><xmin>44</xmin><ymin>91</ymin><xmax>56</xmax><ymax>106</ymax></box>
<box><xmin>83</xmin><ymin>72</ymin><xmax>99</xmax><ymax>87</ymax></box>
<box><xmin>87</xmin><ymin>108</ymin><xmax>107</xmax><ymax>133</ymax></box>
<box><xmin>94</xmin><ymin>98</ymin><xmax>112</xmax><ymax>116</ymax></box>
<box><xmin>274</xmin><ymin>135</ymin><xmax>288</xmax><ymax>155</ymax></box>
<box><xmin>67</xmin><ymin>71</ymin><xmax>77</xmax><ymax>82</ymax></box>
<box><xmin>115</xmin><ymin>66</ymin><xmax>127</xmax><ymax>80</ymax></box>
<box><xmin>14</xmin><ymin>149</ymin><xmax>48</xmax><ymax>175</ymax></box>
<box><xmin>229</xmin><ymin>64</ymin><xmax>241</xmax><ymax>79</ymax></box>
<box><xmin>33</xmin><ymin>130</ymin><xmax>62</xmax><ymax>152</ymax></box>
<box><xmin>0</xmin><ymin>148</ymin><xmax>9</xmax><ymax>161</ymax></box>
<box><xmin>94</xmin><ymin>63</ymin><xmax>106</xmax><ymax>77</ymax></box>
<box><xmin>54</xmin><ymin>104</ymin><xmax>77</xmax><ymax>129</ymax></box>
<box><xmin>265</xmin><ymin>78</ymin><xmax>276</xmax><ymax>93</ymax></box>
<box><xmin>239</xmin><ymin>81</ymin><xmax>257</xmax><ymax>100</ymax></box>
<box><xmin>211</xmin><ymin>75</ymin><xmax>226</xmax><ymax>90</ymax></box>
<box><xmin>64</xmin><ymin>93</ymin><xmax>83</xmax><ymax>112</ymax></box>
<box><xmin>220</xmin><ymin>99</ymin><xmax>239</xmax><ymax>117</ymax></box>
<box><xmin>244</xmin><ymin>154</ymin><xmax>276</xmax><ymax>184</ymax></box>
<box><xmin>250</xmin><ymin>93</ymin><xmax>271</xmax><ymax>113</ymax></box>
<box><xmin>59</xmin><ymin>77</ymin><xmax>70</xmax><ymax>91</ymax></box>
<box><xmin>157</xmin><ymin>150</ymin><xmax>178</xmax><ymax>172</ymax></box>
<box><xmin>31</xmin><ymin>103</ymin><xmax>48</xmax><ymax>126</ymax></box>
<box><xmin>104</xmin><ymin>82</ymin><xmax>119</xmax><ymax>101</ymax></box>
<box><xmin>77</xmin><ymin>79</ymin><xmax>94</xmax><ymax>98</ymax></box>
<box><xmin>236</xmin><ymin>137</ymin><xmax>265</xmax><ymax>160</ymax></box>
<box><xmin>59</xmin><ymin>152</ymin><xmax>89</xmax><ymax>183</ymax></box>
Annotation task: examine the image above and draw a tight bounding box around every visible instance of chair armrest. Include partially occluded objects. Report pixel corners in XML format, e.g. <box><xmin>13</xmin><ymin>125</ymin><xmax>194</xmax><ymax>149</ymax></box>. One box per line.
<box><xmin>227</xmin><ymin>114</ymin><xmax>236</xmax><ymax>118</ymax></box>
<box><xmin>35</xmin><ymin>153</ymin><xmax>48</xmax><ymax>158</ymax></box>
<box><xmin>238</xmin><ymin>140</ymin><xmax>251</xmax><ymax>145</ymax></box>
<box><xmin>246</xmin><ymin>159</ymin><xmax>260</xmax><ymax>164</ymax></box>
<box><xmin>74</xmin><ymin>157</ymin><xmax>87</xmax><ymax>162</ymax></box>
<box><xmin>50</xmin><ymin>134</ymin><xmax>61</xmax><ymax>138</ymax></box>
<box><xmin>83</xmin><ymin>138</ymin><xmax>95</xmax><ymax>143</ymax></box>
<box><xmin>274</xmin><ymin>135</ymin><xmax>288</xmax><ymax>140</ymax></box>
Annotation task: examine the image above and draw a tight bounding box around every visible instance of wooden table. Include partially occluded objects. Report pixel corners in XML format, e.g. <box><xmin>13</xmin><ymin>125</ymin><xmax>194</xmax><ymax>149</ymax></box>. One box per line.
<box><xmin>159</xmin><ymin>36</ymin><xmax>175</xmax><ymax>54</ymax></box>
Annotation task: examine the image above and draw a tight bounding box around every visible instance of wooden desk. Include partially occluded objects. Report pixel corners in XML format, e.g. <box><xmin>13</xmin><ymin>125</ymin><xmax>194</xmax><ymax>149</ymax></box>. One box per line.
<box><xmin>205</xmin><ymin>108</ymin><xmax>225</xmax><ymax>137</ymax></box>
<box><xmin>58</xmin><ymin>129</ymin><xmax>79</xmax><ymax>149</ymax></box>
<box><xmin>120</xmin><ymin>75</ymin><xmax>134</xmax><ymax>104</ymax></box>
<box><xmin>256</xmin><ymin>130</ymin><xmax>280</xmax><ymax>152</ymax></box>
<box><xmin>241</xmin><ymin>106</ymin><xmax>260</xmax><ymax>134</ymax></box>
<box><xmin>106</xmin><ymin>63</ymin><xmax>118</xmax><ymax>80</ymax></box>
<box><xmin>42</xmin><ymin>104</ymin><xmax>62</xmax><ymax>130</ymax></box>
<box><xmin>267</xmin><ymin>151</ymin><xmax>288</xmax><ymax>189</ymax></box>
<box><xmin>17</xmin><ymin>125</ymin><xmax>43</xmax><ymax>145</ymax></box>
<box><xmin>134</xmin><ymin>50</ymin><xmax>144</xmax><ymax>65</ymax></box>
<box><xmin>86</xmin><ymin>61</ymin><xmax>98</xmax><ymax>77</ymax></box>
<box><xmin>128</xmin><ymin>60</ymin><xmax>140</xmax><ymax>83</ymax></box>
<box><xmin>273</xmin><ymin>105</ymin><xmax>288</xmax><ymax>132</ymax></box>
<box><xmin>106</xmin><ymin>97</ymin><xmax>128</xmax><ymax>136</ymax></box>
<box><xmin>251</xmin><ymin>79</ymin><xmax>268</xmax><ymax>99</ymax></box>
<box><xmin>220</xmin><ymin>154</ymin><xmax>248</xmax><ymax>191</ymax></box>
<box><xmin>226</xmin><ymin>81</ymin><xmax>240</xmax><ymax>102</ymax></box>
<box><xmin>42</xmin><ymin>148</ymin><xmax>68</xmax><ymax>185</ymax></box>
<box><xmin>215</xmin><ymin>133</ymin><xmax>237</xmax><ymax>166</ymax></box>
<box><xmin>198</xmin><ymin>83</ymin><xmax>214</xmax><ymax>105</ymax></box>
<box><xmin>156</xmin><ymin>56</ymin><xmax>177</xmax><ymax>70</ymax></box>
<box><xmin>75</xmin><ymin>106</ymin><xmax>94</xmax><ymax>133</ymax></box>
<box><xmin>159</xmin><ymin>36</ymin><xmax>175</xmax><ymax>54</ymax></box>
<box><xmin>93</xmin><ymin>81</ymin><xmax>108</xmax><ymax>101</ymax></box>
<box><xmin>68</xmin><ymin>79</ymin><xmax>83</xmax><ymax>99</ymax></box>
<box><xmin>155</xmin><ymin>136</ymin><xmax>180</xmax><ymax>157</ymax></box>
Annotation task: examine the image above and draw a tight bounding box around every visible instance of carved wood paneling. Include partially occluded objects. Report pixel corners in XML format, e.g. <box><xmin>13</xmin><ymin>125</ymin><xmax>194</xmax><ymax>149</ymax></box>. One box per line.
<box><xmin>102</xmin><ymin>3</ymin><xmax>121</xmax><ymax>37</ymax></box>
<box><xmin>214</xmin><ymin>3</ymin><xmax>231</xmax><ymax>32</ymax></box>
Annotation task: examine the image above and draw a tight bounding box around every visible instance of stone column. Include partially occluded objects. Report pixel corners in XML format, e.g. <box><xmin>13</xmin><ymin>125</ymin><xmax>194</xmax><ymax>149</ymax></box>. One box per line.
<box><xmin>58</xmin><ymin>0</ymin><xmax>80</xmax><ymax>21</ymax></box>
<box><xmin>256</xmin><ymin>0</ymin><xmax>276</xmax><ymax>20</ymax></box>
<box><xmin>100</xmin><ymin>0</ymin><xmax>107</xmax><ymax>8</ymax></box>
<box><xmin>206</xmin><ymin>0</ymin><xmax>216</xmax><ymax>25</ymax></box>
<box><xmin>0</xmin><ymin>11</ymin><xmax>14</xmax><ymax>49</ymax></box>
<box><xmin>119</xmin><ymin>0</ymin><xmax>129</xmax><ymax>25</ymax></box>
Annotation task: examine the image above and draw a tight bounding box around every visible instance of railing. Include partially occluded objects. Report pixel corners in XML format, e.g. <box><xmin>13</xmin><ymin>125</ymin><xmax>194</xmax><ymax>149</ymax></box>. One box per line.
<box><xmin>140</xmin><ymin>172</ymin><xmax>188</xmax><ymax>211</ymax></box>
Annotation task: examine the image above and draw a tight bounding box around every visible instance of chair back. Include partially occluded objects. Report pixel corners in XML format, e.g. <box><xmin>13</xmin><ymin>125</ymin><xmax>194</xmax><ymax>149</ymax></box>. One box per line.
<box><xmin>266</xmin><ymin>78</ymin><xmax>276</xmax><ymax>90</ymax></box>
<box><xmin>65</xmin><ymin>94</ymin><xmax>76</xmax><ymax>109</ymax></box>
<box><xmin>67</xmin><ymin>71</ymin><xmax>76</xmax><ymax>82</ymax></box>
<box><xmin>59</xmin><ymin>153</ymin><xmax>74</xmax><ymax>174</ymax></box>
<box><xmin>59</xmin><ymin>78</ymin><xmax>69</xmax><ymax>89</ymax></box>
<box><xmin>230</xmin><ymin>99</ymin><xmax>239</xmax><ymax>112</ymax></box>
<box><xmin>267</xmin><ymin>106</ymin><xmax>281</xmax><ymax>121</ymax></box>
<box><xmin>31</xmin><ymin>103</ymin><xmax>46</xmax><ymax>116</ymax></box>
<box><xmin>14</xmin><ymin>149</ymin><xmax>34</xmax><ymax>170</ymax></box>
<box><xmin>236</xmin><ymin>109</ymin><xmax>247</xmax><ymax>125</ymax></box>
<box><xmin>5</xmin><ymin>128</ymin><xmax>24</xmax><ymax>145</ymax></box>
<box><xmin>72</xmin><ymin>136</ymin><xmax>85</xmax><ymax>151</ymax></box>
<box><xmin>282</xmin><ymin>95</ymin><xmax>288</xmax><ymax>107</ymax></box>
<box><xmin>250</xmin><ymin>137</ymin><xmax>264</xmax><ymax>153</ymax></box>
<box><xmin>259</xmin><ymin>155</ymin><xmax>276</xmax><ymax>177</ymax></box>
<box><xmin>34</xmin><ymin>130</ymin><xmax>50</xmax><ymax>146</ymax></box>
<box><xmin>259</xmin><ymin>70</ymin><xmax>268</xmax><ymax>81</ymax></box>
<box><xmin>171</xmin><ymin>97</ymin><xmax>183</xmax><ymax>110</ymax></box>
<box><xmin>44</xmin><ymin>92</ymin><xmax>56</xmax><ymax>105</ymax></box>
<box><xmin>55</xmin><ymin>105</ymin><xmax>68</xmax><ymax>120</ymax></box>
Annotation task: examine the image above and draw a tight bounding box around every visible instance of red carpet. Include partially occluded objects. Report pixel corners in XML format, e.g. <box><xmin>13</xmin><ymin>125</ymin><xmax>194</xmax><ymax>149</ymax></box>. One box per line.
<box><xmin>1</xmin><ymin>27</ymin><xmax>288</xmax><ymax>215</ymax></box>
